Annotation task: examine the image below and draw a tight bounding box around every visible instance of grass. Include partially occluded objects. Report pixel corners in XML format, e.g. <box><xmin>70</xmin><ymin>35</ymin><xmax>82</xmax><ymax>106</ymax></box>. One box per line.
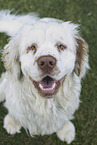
<box><xmin>0</xmin><ymin>0</ymin><xmax>97</xmax><ymax>145</ymax></box>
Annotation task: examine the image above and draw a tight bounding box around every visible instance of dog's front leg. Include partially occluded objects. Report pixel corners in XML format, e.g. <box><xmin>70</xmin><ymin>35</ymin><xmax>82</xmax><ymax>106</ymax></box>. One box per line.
<box><xmin>0</xmin><ymin>73</ymin><xmax>7</xmax><ymax>102</ymax></box>
<box><xmin>4</xmin><ymin>114</ymin><xmax>21</xmax><ymax>135</ymax></box>
<box><xmin>57</xmin><ymin>121</ymin><xmax>75</xmax><ymax>144</ymax></box>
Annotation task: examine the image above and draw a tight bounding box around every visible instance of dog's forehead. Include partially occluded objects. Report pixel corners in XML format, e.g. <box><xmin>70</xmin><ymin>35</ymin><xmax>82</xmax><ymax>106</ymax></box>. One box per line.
<box><xmin>22</xmin><ymin>22</ymin><xmax>65</xmax><ymax>38</ymax></box>
<box><xmin>20</xmin><ymin>20</ymin><xmax>77</xmax><ymax>53</ymax></box>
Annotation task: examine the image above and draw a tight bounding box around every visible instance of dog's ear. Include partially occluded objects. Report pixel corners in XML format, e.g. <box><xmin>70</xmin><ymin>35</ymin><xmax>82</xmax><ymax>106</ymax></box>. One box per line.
<box><xmin>2</xmin><ymin>38</ymin><xmax>23</xmax><ymax>80</ymax></box>
<box><xmin>74</xmin><ymin>36</ymin><xmax>89</xmax><ymax>78</ymax></box>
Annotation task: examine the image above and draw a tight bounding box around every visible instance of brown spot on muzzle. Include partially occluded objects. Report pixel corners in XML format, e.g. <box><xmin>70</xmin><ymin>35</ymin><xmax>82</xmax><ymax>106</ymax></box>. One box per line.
<box><xmin>37</xmin><ymin>55</ymin><xmax>56</xmax><ymax>73</ymax></box>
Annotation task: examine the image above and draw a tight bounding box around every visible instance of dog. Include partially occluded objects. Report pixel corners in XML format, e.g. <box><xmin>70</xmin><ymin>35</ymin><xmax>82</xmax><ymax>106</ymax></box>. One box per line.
<box><xmin>0</xmin><ymin>10</ymin><xmax>89</xmax><ymax>144</ymax></box>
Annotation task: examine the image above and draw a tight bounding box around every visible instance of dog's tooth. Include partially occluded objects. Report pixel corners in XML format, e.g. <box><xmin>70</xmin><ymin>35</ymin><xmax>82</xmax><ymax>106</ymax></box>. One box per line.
<box><xmin>39</xmin><ymin>84</ymin><xmax>44</xmax><ymax>90</ymax></box>
<box><xmin>52</xmin><ymin>83</ymin><xmax>56</xmax><ymax>89</ymax></box>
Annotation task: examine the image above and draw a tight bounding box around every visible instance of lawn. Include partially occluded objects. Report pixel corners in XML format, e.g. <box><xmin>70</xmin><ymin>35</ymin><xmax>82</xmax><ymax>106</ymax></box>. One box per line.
<box><xmin>0</xmin><ymin>0</ymin><xmax>97</xmax><ymax>145</ymax></box>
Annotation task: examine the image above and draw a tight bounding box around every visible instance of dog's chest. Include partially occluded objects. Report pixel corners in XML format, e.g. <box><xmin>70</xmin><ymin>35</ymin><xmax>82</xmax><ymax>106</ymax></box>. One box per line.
<box><xmin>19</xmin><ymin>98</ymin><xmax>67</xmax><ymax>135</ymax></box>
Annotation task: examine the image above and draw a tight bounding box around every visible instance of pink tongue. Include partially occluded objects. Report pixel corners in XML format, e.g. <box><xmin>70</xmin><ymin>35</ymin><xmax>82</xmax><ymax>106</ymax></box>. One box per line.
<box><xmin>40</xmin><ymin>76</ymin><xmax>55</xmax><ymax>88</ymax></box>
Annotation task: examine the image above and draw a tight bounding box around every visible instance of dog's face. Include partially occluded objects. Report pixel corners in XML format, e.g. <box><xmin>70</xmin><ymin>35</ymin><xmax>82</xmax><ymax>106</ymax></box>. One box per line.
<box><xmin>19</xmin><ymin>21</ymin><xmax>77</xmax><ymax>97</ymax></box>
<box><xmin>3</xmin><ymin>19</ymin><xmax>88</xmax><ymax>98</ymax></box>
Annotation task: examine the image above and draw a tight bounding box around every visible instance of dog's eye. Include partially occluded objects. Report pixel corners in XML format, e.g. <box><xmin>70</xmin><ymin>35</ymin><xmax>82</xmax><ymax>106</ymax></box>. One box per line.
<box><xmin>31</xmin><ymin>44</ymin><xmax>37</xmax><ymax>50</ymax></box>
<box><xmin>56</xmin><ymin>43</ymin><xmax>67</xmax><ymax>51</ymax></box>
<box><xmin>27</xmin><ymin>43</ymin><xmax>37</xmax><ymax>53</ymax></box>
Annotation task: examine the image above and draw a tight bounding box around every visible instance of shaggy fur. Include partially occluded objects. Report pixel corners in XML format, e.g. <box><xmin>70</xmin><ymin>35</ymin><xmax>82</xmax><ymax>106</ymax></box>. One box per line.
<box><xmin>0</xmin><ymin>10</ymin><xmax>89</xmax><ymax>144</ymax></box>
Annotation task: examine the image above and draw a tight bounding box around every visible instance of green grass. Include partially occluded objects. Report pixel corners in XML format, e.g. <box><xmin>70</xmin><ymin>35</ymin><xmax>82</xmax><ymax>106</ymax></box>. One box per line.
<box><xmin>0</xmin><ymin>0</ymin><xmax>97</xmax><ymax>145</ymax></box>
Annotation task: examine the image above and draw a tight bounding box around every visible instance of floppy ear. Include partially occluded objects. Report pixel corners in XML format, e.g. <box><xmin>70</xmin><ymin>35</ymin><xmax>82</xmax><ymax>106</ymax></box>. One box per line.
<box><xmin>74</xmin><ymin>36</ymin><xmax>89</xmax><ymax>78</ymax></box>
<box><xmin>2</xmin><ymin>38</ymin><xmax>23</xmax><ymax>80</ymax></box>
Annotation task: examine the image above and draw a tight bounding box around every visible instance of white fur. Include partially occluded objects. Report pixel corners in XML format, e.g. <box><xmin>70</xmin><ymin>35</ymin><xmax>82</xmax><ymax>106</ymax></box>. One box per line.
<box><xmin>0</xmin><ymin>10</ymin><xmax>89</xmax><ymax>144</ymax></box>
<box><xmin>57</xmin><ymin>121</ymin><xmax>75</xmax><ymax>144</ymax></box>
<box><xmin>4</xmin><ymin>114</ymin><xmax>21</xmax><ymax>134</ymax></box>
<box><xmin>0</xmin><ymin>10</ymin><xmax>39</xmax><ymax>36</ymax></box>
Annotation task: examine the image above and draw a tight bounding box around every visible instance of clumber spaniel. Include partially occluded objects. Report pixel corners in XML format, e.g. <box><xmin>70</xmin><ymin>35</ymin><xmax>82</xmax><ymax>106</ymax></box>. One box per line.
<box><xmin>0</xmin><ymin>10</ymin><xmax>89</xmax><ymax>144</ymax></box>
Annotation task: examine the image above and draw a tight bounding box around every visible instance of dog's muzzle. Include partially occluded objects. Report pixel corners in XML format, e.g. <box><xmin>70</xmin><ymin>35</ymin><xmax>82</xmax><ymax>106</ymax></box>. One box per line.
<box><xmin>31</xmin><ymin>55</ymin><xmax>65</xmax><ymax>98</ymax></box>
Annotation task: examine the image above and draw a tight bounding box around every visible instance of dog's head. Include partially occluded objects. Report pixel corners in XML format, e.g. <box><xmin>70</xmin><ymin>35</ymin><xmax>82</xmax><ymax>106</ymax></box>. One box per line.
<box><xmin>2</xmin><ymin>18</ymin><xmax>89</xmax><ymax>98</ymax></box>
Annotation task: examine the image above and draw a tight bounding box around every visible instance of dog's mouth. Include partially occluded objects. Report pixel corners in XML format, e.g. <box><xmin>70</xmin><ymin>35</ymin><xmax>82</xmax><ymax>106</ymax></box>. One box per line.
<box><xmin>33</xmin><ymin>76</ymin><xmax>65</xmax><ymax>98</ymax></box>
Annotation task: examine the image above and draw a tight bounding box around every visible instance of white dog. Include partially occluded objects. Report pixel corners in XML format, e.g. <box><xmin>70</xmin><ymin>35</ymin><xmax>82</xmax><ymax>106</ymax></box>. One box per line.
<box><xmin>0</xmin><ymin>10</ymin><xmax>89</xmax><ymax>144</ymax></box>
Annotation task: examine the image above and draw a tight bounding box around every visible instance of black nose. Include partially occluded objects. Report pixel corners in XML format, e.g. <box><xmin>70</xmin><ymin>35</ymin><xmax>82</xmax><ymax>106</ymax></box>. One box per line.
<box><xmin>37</xmin><ymin>56</ymin><xmax>56</xmax><ymax>73</ymax></box>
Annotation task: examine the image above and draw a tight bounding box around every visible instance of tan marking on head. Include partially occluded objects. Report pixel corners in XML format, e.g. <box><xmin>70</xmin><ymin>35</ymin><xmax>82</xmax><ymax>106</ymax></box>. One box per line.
<box><xmin>75</xmin><ymin>37</ymin><xmax>88</xmax><ymax>76</ymax></box>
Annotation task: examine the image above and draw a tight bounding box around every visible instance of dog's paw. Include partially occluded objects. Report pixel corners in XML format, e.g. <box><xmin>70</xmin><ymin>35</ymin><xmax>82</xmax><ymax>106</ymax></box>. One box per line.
<box><xmin>57</xmin><ymin>122</ymin><xmax>75</xmax><ymax>144</ymax></box>
<box><xmin>4</xmin><ymin>114</ymin><xmax>21</xmax><ymax>135</ymax></box>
